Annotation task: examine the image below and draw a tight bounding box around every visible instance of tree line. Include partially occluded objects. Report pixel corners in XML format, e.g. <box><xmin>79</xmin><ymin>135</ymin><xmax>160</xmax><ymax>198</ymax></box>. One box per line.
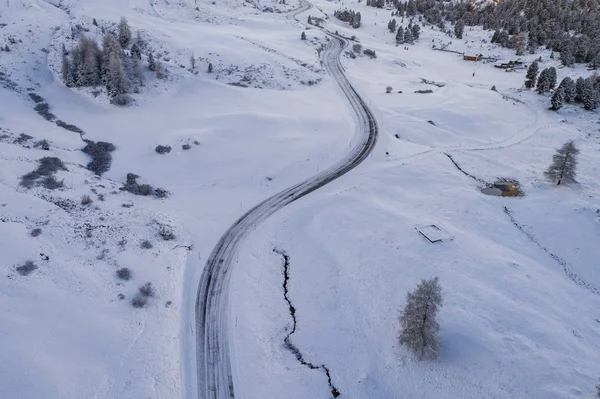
<box><xmin>391</xmin><ymin>0</ymin><xmax>600</xmax><ymax>68</ymax></box>
<box><xmin>524</xmin><ymin>61</ymin><xmax>600</xmax><ymax>111</ymax></box>
<box><xmin>61</xmin><ymin>17</ymin><xmax>165</xmax><ymax>105</ymax></box>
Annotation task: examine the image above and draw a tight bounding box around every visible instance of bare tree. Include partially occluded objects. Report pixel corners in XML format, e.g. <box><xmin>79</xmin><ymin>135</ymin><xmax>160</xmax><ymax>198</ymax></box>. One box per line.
<box><xmin>399</xmin><ymin>277</ymin><xmax>443</xmax><ymax>360</ymax></box>
<box><xmin>544</xmin><ymin>140</ymin><xmax>579</xmax><ymax>185</ymax></box>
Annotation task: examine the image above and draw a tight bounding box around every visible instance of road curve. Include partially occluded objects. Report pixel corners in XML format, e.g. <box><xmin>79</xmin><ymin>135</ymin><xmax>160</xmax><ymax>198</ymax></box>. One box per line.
<box><xmin>195</xmin><ymin>4</ymin><xmax>378</xmax><ymax>398</ymax></box>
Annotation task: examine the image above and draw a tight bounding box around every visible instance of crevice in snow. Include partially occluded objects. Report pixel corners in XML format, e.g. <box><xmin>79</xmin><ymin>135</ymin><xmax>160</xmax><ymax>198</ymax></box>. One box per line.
<box><xmin>444</xmin><ymin>153</ymin><xmax>490</xmax><ymax>187</ymax></box>
<box><xmin>273</xmin><ymin>248</ymin><xmax>341</xmax><ymax>398</ymax></box>
<box><xmin>503</xmin><ymin>206</ymin><xmax>600</xmax><ymax>296</ymax></box>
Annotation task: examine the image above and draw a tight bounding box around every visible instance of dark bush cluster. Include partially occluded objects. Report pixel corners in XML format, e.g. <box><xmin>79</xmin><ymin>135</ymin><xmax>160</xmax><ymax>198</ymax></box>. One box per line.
<box><xmin>155</xmin><ymin>145</ymin><xmax>172</xmax><ymax>154</ymax></box>
<box><xmin>16</xmin><ymin>260</ymin><xmax>38</xmax><ymax>276</ymax></box>
<box><xmin>158</xmin><ymin>226</ymin><xmax>176</xmax><ymax>241</ymax></box>
<box><xmin>20</xmin><ymin>157</ymin><xmax>67</xmax><ymax>190</ymax></box>
<box><xmin>82</xmin><ymin>140</ymin><xmax>116</xmax><ymax>176</ymax></box>
<box><xmin>131</xmin><ymin>282</ymin><xmax>155</xmax><ymax>308</ymax></box>
<box><xmin>121</xmin><ymin>173</ymin><xmax>169</xmax><ymax>199</ymax></box>
<box><xmin>116</xmin><ymin>267</ymin><xmax>132</xmax><ymax>281</ymax></box>
<box><xmin>56</xmin><ymin>120</ymin><xmax>84</xmax><ymax>134</ymax></box>
<box><xmin>34</xmin><ymin>103</ymin><xmax>55</xmax><ymax>121</ymax></box>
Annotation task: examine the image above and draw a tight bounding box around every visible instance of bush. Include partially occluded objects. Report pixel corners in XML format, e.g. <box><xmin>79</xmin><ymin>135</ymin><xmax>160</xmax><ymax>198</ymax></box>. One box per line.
<box><xmin>131</xmin><ymin>294</ymin><xmax>148</xmax><ymax>308</ymax></box>
<box><xmin>139</xmin><ymin>282</ymin><xmax>155</xmax><ymax>297</ymax></box>
<box><xmin>28</xmin><ymin>93</ymin><xmax>44</xmax><ymax>103</ymax></box>
<box><xmin>414</xmin><ymin>89</ymin><xmax>433</xmax><ymax>94</ymax></box>
<box><xmin>14</xmin><ymin>133</ymin><xmax>33</xmax><ymax>144</ymax></box>
<box><xmin>20</xmin><ymin>157</ymin><xmax>67</xmax><ymax>189</ymax></box>
<box><xmin>121</xmin><ymin>173</ymin><xmax>168</xmax><ymax>198</ymax></box>
<box><xmin>30</xmin><ymin>228</ymin><xmax>42</xmax><ymax>237</ymax></box>
<box><xmin>363</xmin><ymin>49</ymin><xmax>377</xmax><ymax>58</ymax></box>
<box><xmin>141</xmin><ymin>240</ymin><xmax>153</xmax><ymax>249</ymax></box>
<box><xmin>116</xmin><ymin>267</ymin><xmax>132</xmax><ymax>281</ymax></box>
<box><xmin>56</xmin><ymin>120</ymin><xmax>84</xmax><ymax>134</ymax></box>
<box><xmin>386</xmin><ymin>86</ymin><xmax>393</xmax><ymax>93</ymax></box>
<box><xmin>81</xmin><ymin>195</ymin><xmax>93</xmax><ymax>205</ymax></box>
<box><xmin>82</xmin><ymin>140</ymin><xmax>116</xmax><ymax>176</ymax></box>
<box><xmin>352</xmin><ymin>43</ymin><xmax>362</xmax><ymax>53</ymax></box>
<box><xmin>155</xmin><ymin>145</ymin><xmax>172</xmax><ymax>154</ymax></box>
<box><xmin>182</xmin><ymin>144</ymin><xmax>191</xmax><ymax>150</ymax></box>
<box><xmin>34</xmin><ymin>103</ymin><xmax>55</xmax><ymax>121</ymax></box>
<box><xmin>110</xmin><ymin>94</ymin><xmax>133</xmax><ymax>106</ymax></box>
<box><xmin>158</xmin><ymin>226</ymin><xmax>176</xmax><ymax>241</ymax></box>
<box><xmin>16</xmin><ymin>260</ymin><xmax>38</xmax><ymax>276</ymax></box>
<box><xmin>34</xmin><ymin>139</ymin><xmax>50</xmax><ymax>150</ymax></box>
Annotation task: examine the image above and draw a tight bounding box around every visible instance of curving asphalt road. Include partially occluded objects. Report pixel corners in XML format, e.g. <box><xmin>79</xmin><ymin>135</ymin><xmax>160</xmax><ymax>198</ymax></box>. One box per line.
<box><xmin>195</xmin><ymin>3</ymin><xmax>378</xmax><ymax>398</ymax></box>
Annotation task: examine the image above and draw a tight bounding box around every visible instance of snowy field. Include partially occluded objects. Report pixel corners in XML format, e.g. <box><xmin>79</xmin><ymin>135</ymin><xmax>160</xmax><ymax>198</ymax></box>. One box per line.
<box><xmin>1</xmin><ymin>0</ymin><xmax>600</xmax><ymax>398</ymax></box>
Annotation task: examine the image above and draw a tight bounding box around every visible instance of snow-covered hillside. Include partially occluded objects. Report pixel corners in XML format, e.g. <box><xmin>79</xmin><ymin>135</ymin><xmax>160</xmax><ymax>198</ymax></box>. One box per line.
<box><xmin>1</xmin><ymin>0</ymin><xmax>599</xmax><ymax>398</ymax></box>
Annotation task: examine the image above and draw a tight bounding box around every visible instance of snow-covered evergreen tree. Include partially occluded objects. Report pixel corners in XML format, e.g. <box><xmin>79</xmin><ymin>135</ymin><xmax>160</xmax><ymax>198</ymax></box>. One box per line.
<box><xmin>582</xmin><ymin>79</ymin><xmax>599</xmax><ymax>110</ymax></box>
<box><xmin>388</xmin><ymin>19</ymin><xmax>397</xmax><ymax>33</ymax></box>
<box><xmin>524</xmin><ymin>60</ymin><xmax>538</xmax><ymax>89</ymax></box>
<box><xmin>547</xmin><ymin>67</ymin><xmax>557</xmax><ymax>90</ymax></box>
<box><xmin>396</xmin><ymin>26</ymin><xmax>405</xmax><ymax>45</ymax></box>
<box><xmin>544</xmin><ymin>141</ymin><xmax>579</xmax><ymax>185</ymax></box>
<box><xmin>399</xmin><ymin>277</ymin><xmax>443</xmax><ymax>360</ymax></box>
<box><xmin>155</xmin><ymin>59</ymin><xmax>165</xmax><ymax>79</ymax></box>
<box><xmin>558</xmin><ymin>77</ymin><xmax>576</xmax><ymax>102</ymax></box>
<box><xmin>536</xmin><ymin>68</ymin><xmax>551</xmax><ymax>93</ymax></box>
<box><xmin>118</xmin><ymin>17</ymin><xmax>132</xmax><ymax>49</ymax></box>
<box><xmin>575</xmin><ymin>77</ymin><xmax>586</xmax><ymax>103</ymax></box>
<box><xmin>404</xmin><ymin>26</ymin><xmax>414</xmax><ymax>44</ymax></box>
<box><xmin>411</xmin><ymin>24</ymin><xmax>420</xmax><ymax>40</ymax></box>
<box><xmin>61</xmin><ymin>53</ymin><xmax>71</xmax><ymax>87</ymax></box>
<box><xmin>207</xmin><ymin>62</ymin><xmax>213</xmax><ymax>73</ymax></box>
<box><xmin>454</xmin><ymin>19</ymin><xmax>464</xmax><ymax>39</ymax></box>
<box><xmin>351</xmin><ymin>12</ymin><xmax>361</xmax><ymax>29</ymax></box>
<box><xmin>131</xmin><ymin>43</ymin><xmax>141</xmax><ymax>60</ymax></box>
<box><xmin>147</xmin><ymin>51</ymin><xmax>156</xmax><ymax>71</ymax></box>
<box><xmin>301</xmin><ymin>31</ymin><xmax>306</xmax><ymax>40</ymax></box>
<box><xmin>551</xmin><ymin>87</ymin><xmax>564</xmax><ymax>111</ymax></box>
<box><xmin>105</xmin><ymin>53</ymin><xmax>128</xmax><ymax>97</ymax></box>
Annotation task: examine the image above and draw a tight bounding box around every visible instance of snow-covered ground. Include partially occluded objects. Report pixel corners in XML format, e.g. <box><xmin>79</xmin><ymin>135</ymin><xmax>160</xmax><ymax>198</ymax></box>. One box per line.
<box><xmin>1</xmin><ymin>0</ymin><xmax>599</xmax><ymax>398</ymax></box>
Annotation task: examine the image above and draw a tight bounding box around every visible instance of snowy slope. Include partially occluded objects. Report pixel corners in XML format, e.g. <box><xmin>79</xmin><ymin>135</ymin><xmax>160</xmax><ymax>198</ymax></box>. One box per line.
<box><xmin>1</xmin><ymin>0</ymin><xmax>600</xmax><ymax>398</ymax></box>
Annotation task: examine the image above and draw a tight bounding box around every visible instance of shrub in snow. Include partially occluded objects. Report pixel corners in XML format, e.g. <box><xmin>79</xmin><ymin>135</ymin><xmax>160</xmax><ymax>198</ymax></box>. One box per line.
<box><xmin>386</xmin><ymin>86</ymin><xmax>393</xmax><ymax>93</ymax></box>
<box><xmin>16</xmin><ymin>260</ymin><xmax>38</xmax><ymax>276</ymax></box>
<box><xmin>81</xmin><ymin>195</ymin><xmax>93</xmax><ymax>205</ymax></box>
<box><xmin>82</xmin><ymin>140</ymin><xmax>116</xmax><ymax>176</ymax></box>
<box><xmin>158</xmin><ymin>226</ymin><xmax>176</xmax><ymax>241</ymax></box>
<box><xmin>20</xmin><ymin>157</ymin><xmax>67</xmax><ymax>189</ymax></box>
<box><xmin>140</xmin><ymin>240</ymin><xmax>153</xmax><ymax>249</ymax></box>
<box><xmin>34</xmin><ymin>139</ymin><xmax>50</xmax><ymax>150</ymax></box>
<box><xmin>34</xmin><ymin>103</ymin><xmax>55</xmax><ymax>121</ymax></box>
<box><xmin>116</xmin><ymin>267</ymin><xmax>132</xmax><ymax>281</ymax></box>
<box><xmin>131</xmin><ymin>294</ymin><xmax>147</xmax><ymax>308</ymax></box>
<box><xmin>110</xmin><ymin>94</ymin><xmax>133</xmax><ymax>107</ymax></box>
<box><xmin>28</xmin><ymin>93</ymin><xmax>44</xmax><ymax>103</ymax></box>
<box><xmin>155</xmin><ymin>145</ymin><xmax>172</xmax><ymax>154</ymax></box>
<box><xmin>30</xmin><ymin>228</ymin><xmax>42</xmax><ymax>237</ymax></box>
<box><xmin>182</xmin><ymin>144</ymin><xmax>191</xmax><ymax>150</ymax></box>
<box><xmin>363</xmin><ymin>48</ymin><xmax>377</xmax><ymax>59</ymax></box>
<box><xmin>399</xmin><ymin>277</ymin><xmax>443</xmax><ymax>360</ymax></box>
<box><xmin>139</xmin><ymin>282</ymin><xmax>155</xmax><ymax>297</ymax></box>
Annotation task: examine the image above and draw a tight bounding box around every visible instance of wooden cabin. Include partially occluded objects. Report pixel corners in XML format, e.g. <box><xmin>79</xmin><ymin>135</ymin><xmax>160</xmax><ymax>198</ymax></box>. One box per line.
<box><xmin>463</xmin><ymin>54</ymin><xmax>482</xmax><ymax>61</ymax></box>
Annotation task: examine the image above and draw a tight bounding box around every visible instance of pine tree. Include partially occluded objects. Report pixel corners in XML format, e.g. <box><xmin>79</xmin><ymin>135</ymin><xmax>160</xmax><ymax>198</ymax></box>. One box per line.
<box><xmin>147</xmin><ymin>51</ymin><xmax>156</xmax><ymax>71</ymax></box>
<box><xmin>396</xmin><ymin>26</ymin><xmax>405</xmax><ymax>45</ymax></box>
<box><xmin>307</xmin><ymin>15</ymin><xmax>312</xmax><ymax>24</ymax></box>
<box><xmin>190</xmin><ymin>53</ymin><xmax>196</xmax><ymax>70</ymax></box>
<box><xmin>454</xmin><ymin>19</ymin><xmax>464</xmax><ymax>39</ymax></box>
<box><xmin>515</xmin><ymin>32</ymin><xmax>527</xmax><ymax>56</ymax></box>
<box><xmin>301</xmin><ymin>31</ymin><xmax>306</xmax><ymax>40</ymax></box>
<box><xmin>544</xmin><ymin>140</ymin><xmax>579</xmax><ymax>185</ymax></box>
<box><xmin>105</xmin><ymin>53</ymin><xmax>128</xmax><ymax>97</ymax></box>
<box><xmin>93</xmin><ymin>18</ymin><xmax>98</xmax><ymax>27</ymax></box>
<box><xmin>207</xmin><ymin>62</ymin><xmax>213</xmax><ymax>73</ymax></box>
<box><xmin>155</xmin><ymin>59</ymin><xmax>165</xmax><ymax>79</ymax></box>
<box><xmin>582</xmin><ymin>79</ymin><xmax>598</xmax><ymax>110</ymax></box>
<box><xmin>102</xmin><ymin>33</ymin><xmax>123</xmax><ymax>79</ymax></box>
<box><xmin>79</xmin><ymin>35</ymin><xmax>101</xmax><ymax>86</ymax></box>
<box><xmin>399</xmin><ymin>277</ymin><xmax>443</xmax><ymax>360</ymax></box>
<box><xmin>133</xmin><ymin>56</ymin><xmax>143</xmax><ymax>87</ymax></box>
<box><xmin>524</xmin><ymin>60</ymin><xmax>539</xmax><ymax>89</ymax></box>
<box><xmin>551</xmin><ymin>87</ymin><xmax>564</xmax><ymax>111</ymax></box>
<box><xmin>411</xmin><ymin>24</ymin><xmax>420</xmax><ymax>40</ymax></box>
<box><xmin>388</xmin><ymin>19</ymin><xmax>397</xmax><ymax>33</ymax></box>
<box><xmin>130</xmin><ymin>43</ymin><xmax>141</xmax><ymax>60</ymax></box>
<box><xmin>536</xmin><ymin>68</ymin><xmax>551</xmax><ymax>94</ymax></box>
<box><xmin>575</xmin><ymin>77</ymin><xmax>586</xmax><ymax>102</ymax></box>
<box><xmin>118</xmin><ymin>17</ymin><xmax>132</xmax><ymax>49</ymax></box>
<box><xmin>547</xmin><ymin>67</ymin><xmax>557</xmax><ymax>90</ymax></box>
<box><xmin>404</xmin><ymin>26</ymin><xmax>414</xmax><ymax>44</ymax></box>
<box><xmin>351</xmin><ymin>12</ymin><xmax>361</xmax><ymax>29</ymax></box>
<box><xmin>558</xmin><ymin>77</ymin><xmax>576</xmax><ymax>102</ymax></box>
<box><xmin>61</xmin><ymin>53</ymin><xmax>71</xmax><ymax>86</ymax></box>
<box><xmin>135</xmin><ymin>30</ymin><xmax>145</xmax><ymax>50</ymax></box>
